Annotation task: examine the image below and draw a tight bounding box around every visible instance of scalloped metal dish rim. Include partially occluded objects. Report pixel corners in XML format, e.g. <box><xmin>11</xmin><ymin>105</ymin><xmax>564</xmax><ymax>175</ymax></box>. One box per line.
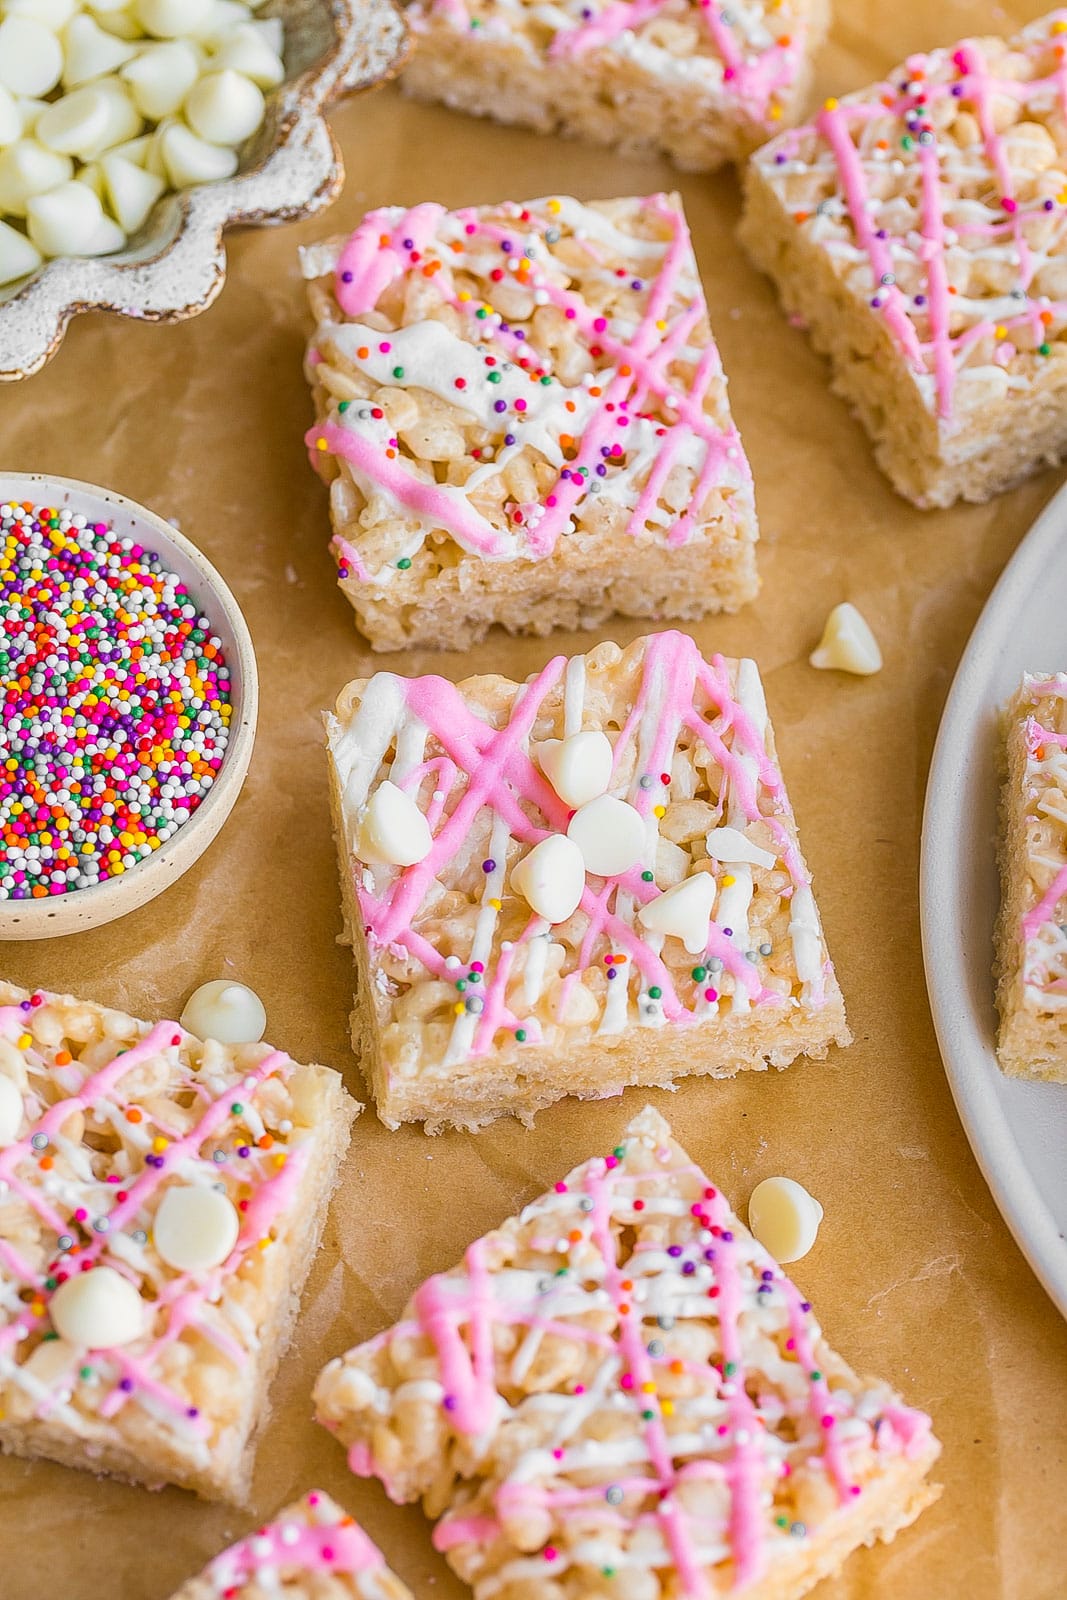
<box><xmin>0</xmin><ymin>0</ymin><xmax>409</xmax><ymax>382</ymax></box>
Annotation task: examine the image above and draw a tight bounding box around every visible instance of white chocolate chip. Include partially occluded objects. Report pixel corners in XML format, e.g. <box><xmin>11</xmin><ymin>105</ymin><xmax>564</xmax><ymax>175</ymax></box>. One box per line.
<box><xmin>180</xmin><ymin>979</ymin><xmax>267</xmax><ymax>1045</ymax></box>
<box><xmin>121</xmin><ymin>41</ymin><xmax>201</xmax><ymax>121</ymax></box>
<box><xmin>0</xmin><ymin>87</ymin><xmax>22</xmax><ymax>145</ymax></box>
<box><xmin>153</xmin><ymin>1184</ymin><xmax>240</xmax><ymax>1273</ymax></box>
<box><xmin>0</xmin><ymin>218</ymin><xmax>43</xmax><ymax>286</ymax></box>
<box><xmin>637</xmin><ymin>872</ymin><xmax>716</xmax><ymax>954</ymax></box>
<box><xmin>26</xmin><ymin>179</ymin><xmax>111</xmax><ymax>255</ymax></box>
<box><xmin>61</xmin><ymin>13</ymin><xmax>138</xmax><ymax>86</ymax></box>
<box><xmin>0</xmin><ymin>16</ymin><xmax>65</xmax><ymax>98</ymax></box>
<box><xmin>101</xmin><ymin>152</ymin><xmax>163</xmax><ymax>232</ymax></box>
<box><xmin>209</xmin><ymin>24</ymin><xmax>284</xmax><ymax>88</ymax></box>
<box><xmin>136</xmin><ymin>0</ymin><xmax>215</xmax><ymax>38</ymax></box>
<box><xmin>510</xmin><ymin>833</ymin><xmax>586</xmax><ymax>923</ymax></box>
<box><xmin>705</xmin><ymin>826</ymin><xmax>777</xmax><ymax>871</ymax></box>
<box><xmin>184</xmin><ymin>67</ymin><xmax>264</xmax><ymax>146</ymax></box>
<box><xmin>356</xmin><ymin>780</ymin><xmax>433</xmax><ymax>867</ymax></box>
<box><xmin>0</xmin><ymin>140</ymin><xmax>73</xmax><ymax>216</ymax></box>
<box><xmin>0</xmin><ymin>1073</ymin><xmax>24</xmax><ymax>1145</ymax></box>
<box><xmin>567</xmin><ymin>794</ymin><xmax>645</xmax><ymax>878</ymax></box>
<box><xmin>37</xmin><ymin>84</ymin><xmax>125</xmax><ymax>157</ymax></box>
<box><xmin>537</xmin><ymin>730</ymin><xmax>613</xmax><ymax>809</ymax></box>
<box><xmin>22</xmin><ymin>1335</ymin><xmax>79</xmax><ymax>1386</ymax></box>
<box><xmin>809</xmin><ymin>603</ymin><xmax>882</xmax><ymax>677</ymax></box>
<box><xmin>50</xmin><ymin>1266</ymin><xmax>145</xmax><ymax>1349</ymax></box>
<box><xmin>748</xmin><ymin>1176</ymin><xmax>824</xmax><ymax>1264</ymax></box>
<box><xmin>157</xmin><ymin>118</ymin><xmax>237</xmax><ymax>186</ymax></box>
<box><xmin>5</xmin><ymin>0</ymin><xmax>77</xmax><ymax>26</ymax></box>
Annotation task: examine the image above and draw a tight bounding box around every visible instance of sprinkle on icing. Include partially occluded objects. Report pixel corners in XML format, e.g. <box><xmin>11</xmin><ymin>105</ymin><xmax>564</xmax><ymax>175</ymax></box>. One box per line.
<box><xmin>196</xmin><ymin>1491</ymin><xmax>405</xmax><ymax>1599</ymax></box>
<box><xmin>408</xmin><ymin>0</ymin><xmax>813</xmax><ymax>125</ymax></box>
<box><xmin>316</xmin><ymin>1107</ymin><xmax>938</xmax><ymax>1599</ymax></box>
<box><xmin>753</xmin><ymin>10</ymin><xmax>1067</xmax><ymax>422</ymax></box>
<box><xmin>327</xmin><ymin>632</ymin><xmax>836</xmax><ymax>1082</ymax></box>
<box><xmin>304</xmin><ymin>195</ymin><xmax>754</xmax><ymax>589</ymax></box>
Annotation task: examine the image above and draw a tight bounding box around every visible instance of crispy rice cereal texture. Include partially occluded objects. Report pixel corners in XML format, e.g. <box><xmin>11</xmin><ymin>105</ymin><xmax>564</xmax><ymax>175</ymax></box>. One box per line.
<box><xmin>740</xmin><ymin>10</ymin><xmax>1067</xmax><ymax>509</ymax></box>
<box><xmin>995</xmin><ymin>672</ymin><xmax>1067</xmax><ymax>1080</ymax></box>
<box><xmin>325</xmin><ymin>632</ymin><xmax>849</xmax><ymax>1132</ymax></box>
<box><xmin>315</xmin><ymin>1106</ymin><xmax>942</xmax><ymax>1600</ymax></box>
<box><xmin>398</xmin><ymin>0</ymin><xmax>829</xmax><ymax>172</ymax></box>
<box><xmin>0</xmin><ymin>981</ymin><xmax>358</xmax><ymax>1502</ymax></box>
<box><xmin>167</xmin><ymin>1490</ymin><xmax>414</xmax><ymax>1600</ymax></box>
<box><xmin>302</xmin><ymin>194</ymin><xmax>759</xmax><ymax>653</ymax></box>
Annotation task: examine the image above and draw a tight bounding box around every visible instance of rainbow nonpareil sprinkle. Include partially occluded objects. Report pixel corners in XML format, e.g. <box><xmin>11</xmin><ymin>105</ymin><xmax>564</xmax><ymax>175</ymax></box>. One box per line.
<box><xmin>0</xmin><ymin>501</ymin><xmax>232</xmax><ymax>900</ymax></box>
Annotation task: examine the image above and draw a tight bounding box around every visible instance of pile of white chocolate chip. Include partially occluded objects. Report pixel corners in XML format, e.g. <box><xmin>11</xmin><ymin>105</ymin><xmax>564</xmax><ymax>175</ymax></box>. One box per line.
<box><xmin>0</xmin><ymin>0</ymin><xmax>285</xmax><ymax>284</ymax></box>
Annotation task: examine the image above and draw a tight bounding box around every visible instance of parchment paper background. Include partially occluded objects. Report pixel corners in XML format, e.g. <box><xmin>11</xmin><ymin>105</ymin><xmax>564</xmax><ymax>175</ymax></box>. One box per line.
<box><xmin>1</xmin><ymin>1</ymin><xmax>1065</xmax><ymax>1594</ymax></box>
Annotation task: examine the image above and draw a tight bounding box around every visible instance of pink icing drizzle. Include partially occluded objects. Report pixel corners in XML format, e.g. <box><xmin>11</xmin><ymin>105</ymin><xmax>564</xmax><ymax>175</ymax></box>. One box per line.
<box><xmin>206</xmin><ymin>1495</ymin><xmax>385</xmax><ymax>1592</ymax></box>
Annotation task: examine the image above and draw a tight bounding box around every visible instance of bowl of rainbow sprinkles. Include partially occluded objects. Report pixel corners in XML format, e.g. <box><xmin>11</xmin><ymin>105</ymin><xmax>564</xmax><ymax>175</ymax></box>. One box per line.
<box><xmin>0</xmin><ymin>473</ymin><xmax>258</xmax><ymax>938</ymax></box>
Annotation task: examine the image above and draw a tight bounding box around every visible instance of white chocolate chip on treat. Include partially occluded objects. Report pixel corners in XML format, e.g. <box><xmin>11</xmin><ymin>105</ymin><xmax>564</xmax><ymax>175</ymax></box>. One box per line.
<box><xmin>637</xmin><ymin>872</ymin><xmax>716</xmax><ymax>954</ymax></box>
<box><xmin>101</xmin><ymin>152</ymin><xmax>164</xmax><ymax>232</ymax></box>
<box><xmin>0</xmin><ymin>16</ymin><xmax>65</xmax><ymax>98</ymax></box>
<box><xmin>26</xmin><ymin>179</ymin><xmax>109</xmax><ymax>256</ymax></box>
<box><xmin>0</xmin><ymin>140</ymin><xmax>73</xmax><ymax>216</ymax></box>
<box><xmin>538</xmin><ymin>730</ymin><xmax>613</xmax><ymax>809</ymax></box>
<box><xmin>705</xmin><ymin>826</ymin><xmax>777</xmax><ymax>870</ymax></box>
<box><xmin>22</xmin><ymin>1335</ymin><xmax>79</xmax><ymax>1386</ymax></box>
<box><xmin>0</xmin><ymin>1073</ymin><xmax>24</xmax><ymax>1146</ymax></box>
<box><xmin>356</xmin><ymin>780</ymin><xmax>433</xmax><ymax>867</ymax></box>
<box><xmin>50</xmin><ymin>1265</ymin><xmax>145</xmax><ymax>1349</ymax></box>
<box><xmin>0</xmin><ymin>218</ymin><xmax>43</xmax><ymax>286</ymax></box>
<box><xmin>157</xmin><ymin>119</ymin><xmax>237</xmax><ymax>186</ymax></box>
<box><xmin>810</xmin><ymin>603</ymin><xmax>883</xmax><ymax>676</ymax></box>
<box><xmin>121</xmin><ymin>41</ymin><xmax>201</xmax><ymax>122</ymax></box>
<box><xmin>180</xmin><ymin>979</ymin><xmax>267</xmax><ymax>1045</ymax></box>
<box><xmin>61</xmin><ymin>13</ymin><xmax>138</xmax><ymax>87</ymax></box>
<box><xmin>567</xmin><ymin>794</ymin><xmax>645</xmax><ymax>877</ymax></box>
<box><xmin>136</xmin><ymin>0</ymin><xmax>215</xmax><ymax>38</ymax></box>
<box><xmin>511</xmin><ymin>833</ymin><xmax>586</xmax><ymax>923</ymax></box>
<box><xmin>748</xmin><ymin>1176</ymin><xmax>824</xmax><ymax>1263</ymax></box>
<box><xmin>184</xmin><ymin>68</ymin><xmax>264</xmax><ymax>146</ymax></box>
<box><xmin>153</xmin><ymin>1184</ymin><xmax>240</xmax><ymax>1273</ymax></box>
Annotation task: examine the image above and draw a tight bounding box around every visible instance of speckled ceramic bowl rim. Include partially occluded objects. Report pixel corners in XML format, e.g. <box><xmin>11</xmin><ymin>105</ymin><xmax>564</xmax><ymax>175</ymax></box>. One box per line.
<box><xmin>0</xmin><ymin>473</ymin><xmax>259</xmax><ymax>939</ymax></box>
<box><xmin>0</xmin><ymin>0</ymin><xmax>408</xmax><ymax>381</ymax></box>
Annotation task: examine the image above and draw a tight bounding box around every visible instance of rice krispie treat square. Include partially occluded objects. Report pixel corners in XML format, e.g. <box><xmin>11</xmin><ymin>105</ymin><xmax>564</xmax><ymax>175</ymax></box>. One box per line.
<box><xmin>303</xmin><ymin>193</ymin><xmax>759</xmax><ymax>653</ymax></box>
<box><xmin>995</xmin><ymin>672</ymin><xmax>1067</xmax><ymax>1080</ymax></box>
<box><xmin>741</xmin><ymin>10</ymin><xmax>1067</xmax><ymax>508</ymax></box>
<box><xmin>400</xmin><ymin>0</ymin><xmax>829</xmax><ymax>172</ymax></box>
<box><xmin>0</xmin><ymin>981</ymin><xmax>357</xmax><ymax>1501</ymax></box>
<box><xmin>167</xmin><ymin>1490</ymin><xmax>413</xmax><ymax>1600</ymax></box>
<box><xmin>315</xmin><ymin>1106</ymin><xmax>942</xmax><ymax>1600</ymax></box>
<box><xmin>325</xmin><ymin>631</ymin><xmax>849</xmax><ymax>1132</ymax></box>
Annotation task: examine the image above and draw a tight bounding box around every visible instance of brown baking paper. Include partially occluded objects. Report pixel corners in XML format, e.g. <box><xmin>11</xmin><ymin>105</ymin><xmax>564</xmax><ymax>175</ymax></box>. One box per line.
<box><xmin>1</xmin><ymin>1</ymin><xmax>1066</xmax><ymax>1593</ymax></box>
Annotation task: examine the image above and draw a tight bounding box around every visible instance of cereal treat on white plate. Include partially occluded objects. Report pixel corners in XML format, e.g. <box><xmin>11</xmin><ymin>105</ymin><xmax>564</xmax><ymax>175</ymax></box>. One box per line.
<box><xmin>167</xmin><ymin>1489</ymin><xmax>414</xmax><ymax>1600</ymax></box>
<box><xmin>303</xmin><ymin>193</ymin><xmax>759</xmax><ymax>653</ymax></box>
<box><xmin>398</xmin><ymin>0</ymin><xmax>829</xmax><ymax>172</ymax></box>
<box><xmin>0</xmin><ymin>980</ymin><xmax>357</xmax><ymax>1501</ymax></box>
<box><xmin>995</xmin><ymin>672</ymin><xmax>1067</xmax><ymax>1080</ymax></box>
<box><xmin>315</xmin><ymin>1106</ymin><xmax>942</xmax><ymax>1600</ymax></box>
<box><xmin>741</xmin><ymin>10</ymin><xmax>1067</xmax><ymax>508</ymax></box>
<box><xmin>325</xmin><ymin>631</ymin><xmax>849</xmax><ymax>1132</ymax></box>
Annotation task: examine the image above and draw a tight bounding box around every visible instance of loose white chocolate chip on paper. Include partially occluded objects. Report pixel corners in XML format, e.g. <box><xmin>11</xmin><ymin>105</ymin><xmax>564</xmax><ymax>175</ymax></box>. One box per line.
<box><xmin>356</xmin><ymin>779</ymin><xmax>433</xmax><ymax>867</ymax></box>
<box><xmin>567</xmin><ymin>793</ymin><xmax>645</xmax><ymax>877</ymax></box>
<box><xmin>0</xmin><ymin>0</ymin><xmax>285</xmax><ymax>285</ymax></box>
<box><xmin>511</xmin><ymin>833</ymin><xmax>586</xmax><ymax>924</ymax></box>
<box><xmin>50</xmin><ymin>1264</ymin><xmax>144</xmax><ymax>1348</ymax></box>
<box><xmin>538</xmin><ymin>730</ymin><xmax>614</xmax><ymax>809</ymax></box>
<box><xmin>748</xmin><ymin>1176</ymin><xmax>824</xmax><ymax>1263</ymax></box>
<box><xmin>810</xmin><ymin>603</ymin><xmax>883</xmax><ymax>676</ymax></box>
<box><xmin>180</xmin><ymin>978</ymin><xmax>267</xmax><ymax>1045</ymax></box>
<box><xmin>153</xmin><ymin>1184</ymin><xmax>241</xmax><ymax>1272</ymax></box>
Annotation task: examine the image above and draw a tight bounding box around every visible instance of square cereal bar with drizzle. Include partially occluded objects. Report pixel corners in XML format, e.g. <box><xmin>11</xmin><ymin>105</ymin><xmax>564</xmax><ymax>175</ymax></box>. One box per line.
<box><xmin>167</xmin><ymin>1490</ymin><xmax>414</xmax><ymax>1600</ymax></box>
<box><xmin>399</xmin><ymin>0</ymin><xmax>828</xmax><ymax>172</ymax></box>
<box><xmin>741</xmin><ymin>10</ymin><xmax>1067</xmax><ymax>508</ymax></box>
<box><xmin>314</xmin><ymin>1106</ymin><xmax>941</xmax><ymax>1600</ymax></box>
<box><xmin>995</xmin><ymin>672</ymin><xmax>1067</xmax><ymax>1080</ymax></box>
<box><xmin>0</xmin><ymin>980</ymin><xmax>357</xmax><ymax>1501</ymax></box>
<box><xmin>325</xmin><ymin>631</ymin><xmax>849</xmax><ymax>1132</ymax></box>
<box><xmin>303</xmin><ymin>194</ymin><xmax>759</xmax><ymax>653</ymax></box>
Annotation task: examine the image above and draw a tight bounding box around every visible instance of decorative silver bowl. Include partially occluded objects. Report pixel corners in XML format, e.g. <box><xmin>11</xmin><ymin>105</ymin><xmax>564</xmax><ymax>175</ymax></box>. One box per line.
<box><xmin>0</xmin><ymin>0</ymin><xmax>408</xmax><ymax>382</ymax></box>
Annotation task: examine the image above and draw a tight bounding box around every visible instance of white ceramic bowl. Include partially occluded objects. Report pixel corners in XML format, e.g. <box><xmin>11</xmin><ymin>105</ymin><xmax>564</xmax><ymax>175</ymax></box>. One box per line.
<box><xmin>0</xmin><ymin>0</ymin><xmax>408</xmax><ymax>381</ymax></box>
<box><xmin>0</xmin><ymin>472</ymin><xmax>258</xmax><ymax>939</ymax></box>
